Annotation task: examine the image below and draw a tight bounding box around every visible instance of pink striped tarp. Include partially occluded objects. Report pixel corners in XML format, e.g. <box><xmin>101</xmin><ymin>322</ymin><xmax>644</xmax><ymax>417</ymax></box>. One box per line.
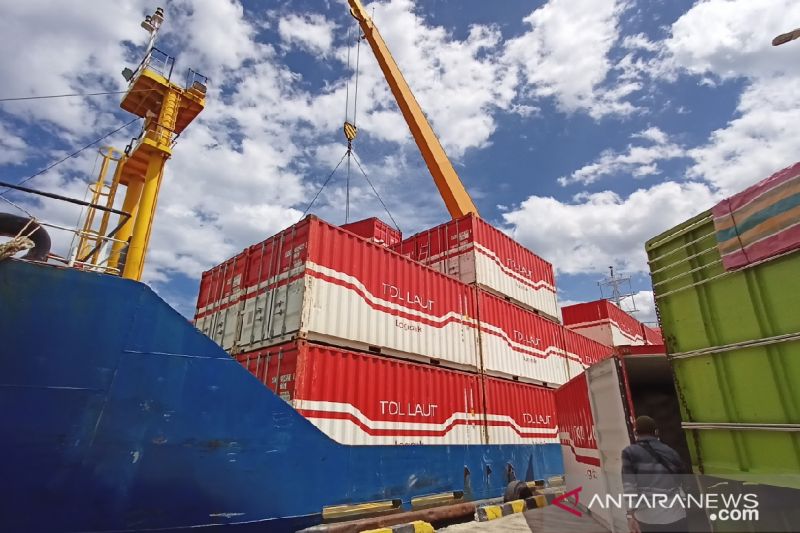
<box><xmin>712</xmin><ymin>162</ymin><xmax>800</xmax><ymax>270</ymax></box>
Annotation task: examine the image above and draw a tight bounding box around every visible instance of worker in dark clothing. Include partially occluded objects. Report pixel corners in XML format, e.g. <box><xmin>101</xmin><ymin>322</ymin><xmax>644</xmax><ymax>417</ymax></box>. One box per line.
<box><xmin>622</xmin><ymin>416</ymin><xmax>688</xmax><ymax>533</ymax></box>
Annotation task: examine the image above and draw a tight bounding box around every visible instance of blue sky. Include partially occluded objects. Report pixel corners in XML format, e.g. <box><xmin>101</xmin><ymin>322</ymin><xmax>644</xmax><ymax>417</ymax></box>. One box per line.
<box><xmin>1</xmin><ymin>0</ymin><xmax>799</xmax><ymax>323</ymax></box>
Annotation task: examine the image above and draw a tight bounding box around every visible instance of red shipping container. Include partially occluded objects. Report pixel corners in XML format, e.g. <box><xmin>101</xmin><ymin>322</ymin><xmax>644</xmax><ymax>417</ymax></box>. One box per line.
<box><xmin>194</xmin><ymin>250</ymin><xmax>248</xmax><ymax>349</ymax></box>
<box><xmin>554</xmin><ymin>371</ymin><xmax>618</xmax><ymax>529</ymax></box>
<box><xmin>389</xmin><ymin>237</ymin><xmax>416</xmax><ymax>258</ymax></box>
<box><xmin>236</xmin><ymin>340</ymin><xmax>485</xmax><ymax>445</ymax></box>
<box><xmin>614</xmin><ymin>344</ymin><xmax>666</xmax><ymax>356</ymax></box>
<box><xmin>196</xmin><ymin>270</ymin><xmax>213</xmax><ymax>310</ymax></box>
<box><xmin>235</xmin><ymin>340</ymin><xmax>558</xmax><ymax>447</ymax></box>
<box><xmin>483</xmin><ymin>375</ymin><xmax>558</xmax><ymax>445</ymax></box>
<box><xmin>561</xmin><ymin>299</ymin><xmax>646</xmax><ymax>347</ymax></box>
<box><xmin>555</xmin><ymin>372</ymin><xmax>600</xmax><ymax>468</ymax></box>
<box><xmin>205</xmin><ymin>216</ymin><xmax>480</xmax><ymax>370</ymax></box>
<box><xmin>477</xmin><ymin>290</ymin><xmax>572</xmax><ymax>385</ymax></box>
<box><xmin>399</xmin><ymin>214</ymin><xmax>559</xmax><ymax>321</ymax></box>
<box><xmin>642</xmin><ymin>324</ymin><xmax>663</xmax><ymax>345</ymax></box>
<box><xmin>562</xmin><ymin>327</ymin><xmax>615</xmax><ymax>370</ymax></box>
<box><xmin>341</xmin><ymin>217</ymin><xmax>402</xmax><ymax>247</ymax></box>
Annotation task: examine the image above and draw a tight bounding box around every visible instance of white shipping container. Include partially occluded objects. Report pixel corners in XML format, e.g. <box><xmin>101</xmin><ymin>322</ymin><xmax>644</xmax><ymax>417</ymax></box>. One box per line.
<box><xmin>398</xmin><ymin>214</ymin><xmax>561</xmax><ymax>322</ymax></box>
<box><xmin>477</xmin><ymin>291</ymin><xmax>572</xmax><ymax>386</ymax></box>
<box><xmin>555</xmin><ymin>354</ymin><xmax>691</xmax><ymax>532</ymax></box>
<box><xmin>234</xmin><ymin>217</ymin><xmax>481</xmax><ymax>372</ymax></box>
<box><xmin>562</xmin><ymin>299</ymin><xmax>646</xmax><ymax>347</ymax></box>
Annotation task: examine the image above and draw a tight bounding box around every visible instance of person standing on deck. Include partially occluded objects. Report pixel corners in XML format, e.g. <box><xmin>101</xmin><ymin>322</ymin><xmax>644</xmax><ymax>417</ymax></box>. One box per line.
<box><xmin>622</xmin><ymin>415</ymin><xmax>688</xmax><ymax>533</ymax></box>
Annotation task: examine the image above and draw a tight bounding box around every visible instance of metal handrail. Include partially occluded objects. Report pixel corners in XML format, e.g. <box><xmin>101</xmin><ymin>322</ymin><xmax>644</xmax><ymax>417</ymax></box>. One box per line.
<box><xmin>186</xmin><ymin>68</ymin><xmax>209</xmax><ymax>90</ymax></box>
<box><xmin>0</xmin><ymin>181</ymin><xmax>130</xmax><ymax>276</ymax></box>
<box><xmin>130</xmin><ymin>46</ymin><xmax>175</xmax><ymax>82</ymax></box>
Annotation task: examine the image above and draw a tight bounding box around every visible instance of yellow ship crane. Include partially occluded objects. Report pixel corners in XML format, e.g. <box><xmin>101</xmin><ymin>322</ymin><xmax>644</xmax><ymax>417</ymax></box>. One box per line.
<box><xmin>347</xmin><ymin>0</ymin><xmax>479</xmax><ymax>219</ymax></box>
<box><xmin>76</xmin><ymin>7</ymin><xmax>206</xmax><ymax>280</ymax></box>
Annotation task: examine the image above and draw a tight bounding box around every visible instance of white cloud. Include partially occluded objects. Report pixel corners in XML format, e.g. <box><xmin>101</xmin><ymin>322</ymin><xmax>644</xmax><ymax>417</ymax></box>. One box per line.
<box><xmin>502</xmin><ymin>181</ymin><xmax>720</xmax><ymax>275</ymax></box>
<box><xmin>624</xmin><ymin>290</ymin><xmax>658</xmax><ymax>326</ymax></box>
<box><xmin>0</xmin><ymin>122</ymin><xmax>29</xmax><ymax>165</ymax></box>
<box><xmin>621</xmin><ymin>33</ymin><xmax>659</xmax><ymax>53</ymax></box>
<box><xmin>504</xmin><ymin>0</ymin><xmax>640</xmax><ymax>118</ymax></box>
<box><xmin>657</xmin><ymin>0</ymin><xmax>800</xmax><ymax>195</ymax></box>
<box><xmin>278</xmin><ymin>13</ymin><xmax>337</xmax><ymax>56</ymax></box>
<box><xmin>168</xmin><ymin>0</ymin><xmax>263</xmax><ymax>76</ymax></box>
<box><xmin>509</xmin><ymin>103</ymin><xmax>540</xmax><ymax>118</ymax></box>
<box><xmin>559</xmin><ymin>127</ymin><xmax>685</xmax><ymax>186</ymax></box>
<box><xmin>507</xmin><ymin>0</ymin><xmax>800</xmax><ymax>284</ymax></box>
<box><xmin>664</xmin><ymin>0</ymin><xmax>800</xmax><ymax>81</ymax></box>
<box><xmin>0</xmin><ymin>0</ymin><xmax>149</xmax><ymax>135</ymax></box>
<box><xmin>16</xmin><ymin>0</ymin><xmax>797</xmax><ymax>321</ymax></box>
<box><xmin>688</xmin><ymin>76</ymin><xmax>800</xmax><ymax>195</ymax></box>
<box><xmin>0</xmin><ymin>0</ymin><xmax>303</xmax><ymax>285</ymax></box>
<box><xmin>352</xmin><ymin>0</ymin><xmax>518</xmax><ymax>157</ymax></box>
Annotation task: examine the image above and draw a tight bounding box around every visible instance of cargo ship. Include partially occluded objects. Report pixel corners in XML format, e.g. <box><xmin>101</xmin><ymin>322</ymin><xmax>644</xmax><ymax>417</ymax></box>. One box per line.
<box><xmin>0</xmin><ymin>3</ymin><xmax>663</xmax><ymax>532</ymax></box>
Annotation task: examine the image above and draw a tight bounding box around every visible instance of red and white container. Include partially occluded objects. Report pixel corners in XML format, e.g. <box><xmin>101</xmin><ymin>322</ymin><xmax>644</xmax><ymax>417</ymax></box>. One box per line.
<box><xmin>554</xmin><ymin>353</ymin><xmax>689</xmax><ymax>532</ymax></box>
<box><xmin>194</xmin><ymin>250</ymin><xmax>248</xmax><ymax>349</ymax></box>
<box><xmin>562</xmin><ymin>327</ymin><xmax>615</xmax><ymax>371</ymax></box>
<box><xmin>201</xmin><ymin>216</ymin><xmax>480</xmax><ymax>371</ymax></box>
<box><xmin>476</xmin><ymin>290</ymin><xmax>572</xmax><ymax>385</ymax></box>
<box><xmin>341</xmin><ymin>217</ymin><xmax>402</xmax><ymax>247</ymax></box>
<box><xmin>397</xmin><ymin>214</ymin><xmax>559</xmax><ymax>322</ymax></box>
<box><xmin>642</xmin><ymin>324</ymin><xmax>663</xmax><ymax>345</ymax></box>
<box><xmin>483</xmin><ymin>375</ymin><xmax>558</xmax><ymax>445</ymax></box>
<box><xmin>236</xmin><ymin>340</ymin><xmax>485</xmax><ymax>445</ymax></box>
<box><xmin>561</xmin><ymin>299</ymin><xmax>646</xmax><ymax>347</ymax></box>
<box><xmin>554</xmin><ymin>369</ymin><xmax>621</xmax><ymax>531</ymax></box>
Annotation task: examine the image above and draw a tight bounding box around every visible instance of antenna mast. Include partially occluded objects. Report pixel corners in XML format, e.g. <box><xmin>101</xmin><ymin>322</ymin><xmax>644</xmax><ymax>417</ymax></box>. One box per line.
<box><xmin>598</xmin><ymin>266</ymin><xmax>638</xmax><ymax>313</ymax></box>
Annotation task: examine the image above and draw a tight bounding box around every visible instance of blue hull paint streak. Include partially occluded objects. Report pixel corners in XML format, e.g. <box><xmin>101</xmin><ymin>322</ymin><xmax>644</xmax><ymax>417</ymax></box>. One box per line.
<box><xmin>0</xmin><ymin>260</ymin><xmax>563</xmax><ymax>532</ymax></box>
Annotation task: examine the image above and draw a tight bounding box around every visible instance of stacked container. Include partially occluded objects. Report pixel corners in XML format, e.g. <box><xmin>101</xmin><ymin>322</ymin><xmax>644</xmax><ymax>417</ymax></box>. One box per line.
<box><xmin>196</xmin><ymin>214</ymin><xmax>617</xmax><ymax>447</ymax></box>
<box><xmin>561</xmin><ymin>299</ymin><xmax>648</xmax><ymax>347</ymax></box>
<box><xmin>195</xmin><ymin>250</ymin><xmax>248</xmax><ymax>350</ymax></box>
<box><xmin>341</xmin><ymin>217</ymin><xmax>402</xmax><ymax>247</ymax></box>
<box><xmin>234</xmin><ymin>340</ymin><xmax>558</xmax><ymax>447</ymax></box>
<box><xmin>562</xmin><ymin>326</ymin><xmax>616</xmax><ymax>368</ymax></box>
<box><xmin>197</xmin><ymin>216</ymin><xmax>480</xmax><ymax>371</ymax></box>
<box><xmin>477</xmin><ymin>290</ymin><xmax>572</xmax><ymax>385</ymax></box>
<box><xmin>483</xmin><ymin>375</ymin><xmax>559</xmax><ymax>445</ymax></box>
<box><xmin>641</xmin><ymin>324</ymin><xmax>663</xmax><ymax>345</ymax></box>
<box><xmin>235</xmin><ymin>341</ymin><xmax>486</xmax><ymax>445</ymax></box>
<box><xmin>395</xmin><ymin>214</ymin><xmax>560</xmax><ymax>322</ymax></box>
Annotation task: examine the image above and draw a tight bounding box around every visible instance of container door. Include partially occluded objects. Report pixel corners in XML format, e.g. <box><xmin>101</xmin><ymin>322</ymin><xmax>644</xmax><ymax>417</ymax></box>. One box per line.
<box><xmin>193</xmin><ymin>314</ymin><xmax>206</xmax><ymax>335</ymax></box>
<box><xmin>221</xmin><ymin>302</ymin><xmax>242</xmax><ymax>351</ymax></box>
<box><xmin>555</xmin><ymin>357</ymin><xmax>632</xmax><ymax>532</ymax></box>
<box><xmin>238</xmin><ymin>290</ymin><xmax>275</xmax><ymax>349</ymax></box>
<box><xmin>210</xmin><ymin>310</ymin><xmax>225</xmax><ymax>345</ymax></box>
<box><xmin>237</xmin><ymin>295</ymin><xmax>258</xmax><ymax>349</ymax></box>
<box><xmin>586</xmin><ymin>357</ymin><xmax>633</xmax><ymax>533</ymax></box>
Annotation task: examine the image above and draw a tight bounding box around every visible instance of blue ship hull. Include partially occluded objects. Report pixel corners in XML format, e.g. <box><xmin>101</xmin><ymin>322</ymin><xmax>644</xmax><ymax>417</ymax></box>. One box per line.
<box><xmin>0</xmin><ymin>260</ymin><xmax>563</xmax><ymax>531</ymax></box>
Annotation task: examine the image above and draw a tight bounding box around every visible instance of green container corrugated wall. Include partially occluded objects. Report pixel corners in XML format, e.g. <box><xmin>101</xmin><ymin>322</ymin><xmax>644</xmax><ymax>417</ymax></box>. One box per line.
<box><xmin>646</xmin><ymin>209</ymin><xmax>800</xmax><ymax>489</ymax></box>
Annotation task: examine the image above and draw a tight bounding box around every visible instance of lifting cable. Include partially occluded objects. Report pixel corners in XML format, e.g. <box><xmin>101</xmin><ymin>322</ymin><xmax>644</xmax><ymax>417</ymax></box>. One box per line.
<box><xmin>0</xmin><ymin>117</ymin><xmax>140</xmax><ymax>196</ymax></box>
<box><xmin>343</xmin><ymin>19</ymin><xmax>364</xmax><ymax>224</ymax></box>
<box><xmin>300</xmin><ymin>150</ymin><xmax>349</xmax><ymax>218</ymax></box>
<box><xmin>0</xmin><ymin>89</ymin><xmax>157</xmax><ymax>103</ymax></box>
<box><xmin>303</xmin><ymin>12</ymin><xmax>400</xmax><ymax>233</ymax></box>
<box><xmin>351</xmin><ymin>150</ymin><xmax>401</xmax><ymax>233</ymax></box>
<box><xmin>338</xmin><ymin>15</ymin><xmax>400</xmax><ymax>231</ymax></box>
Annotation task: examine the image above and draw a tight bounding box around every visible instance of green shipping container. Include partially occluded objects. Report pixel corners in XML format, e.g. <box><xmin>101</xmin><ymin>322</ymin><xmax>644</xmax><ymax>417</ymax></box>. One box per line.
<box><xmin>646</xmin><ymin>209</ymin><xmax>800</xmax><ymax>489</ymax></box>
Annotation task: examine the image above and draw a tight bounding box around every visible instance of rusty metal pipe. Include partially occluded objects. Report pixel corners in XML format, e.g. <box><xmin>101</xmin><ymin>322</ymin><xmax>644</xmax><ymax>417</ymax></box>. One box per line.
<box><xmin>300</xmin><ymin>500</ymin><xmax>490</xmax><ymax>533</ymax></box>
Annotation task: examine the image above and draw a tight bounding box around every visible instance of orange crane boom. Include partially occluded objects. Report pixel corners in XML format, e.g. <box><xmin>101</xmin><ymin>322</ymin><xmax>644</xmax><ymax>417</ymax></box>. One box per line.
<box><xmin>347</xmin><ymin>0</ymin><xmax>479</xmax><ymax>219</ymax></box>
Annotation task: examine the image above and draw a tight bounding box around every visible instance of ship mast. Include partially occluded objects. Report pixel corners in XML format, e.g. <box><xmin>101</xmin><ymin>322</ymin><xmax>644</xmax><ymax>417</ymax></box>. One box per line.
<box><xmin>91</xmin><ymin>7</ymin><xmax>207</xmax><ymax>280</ymax></box>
